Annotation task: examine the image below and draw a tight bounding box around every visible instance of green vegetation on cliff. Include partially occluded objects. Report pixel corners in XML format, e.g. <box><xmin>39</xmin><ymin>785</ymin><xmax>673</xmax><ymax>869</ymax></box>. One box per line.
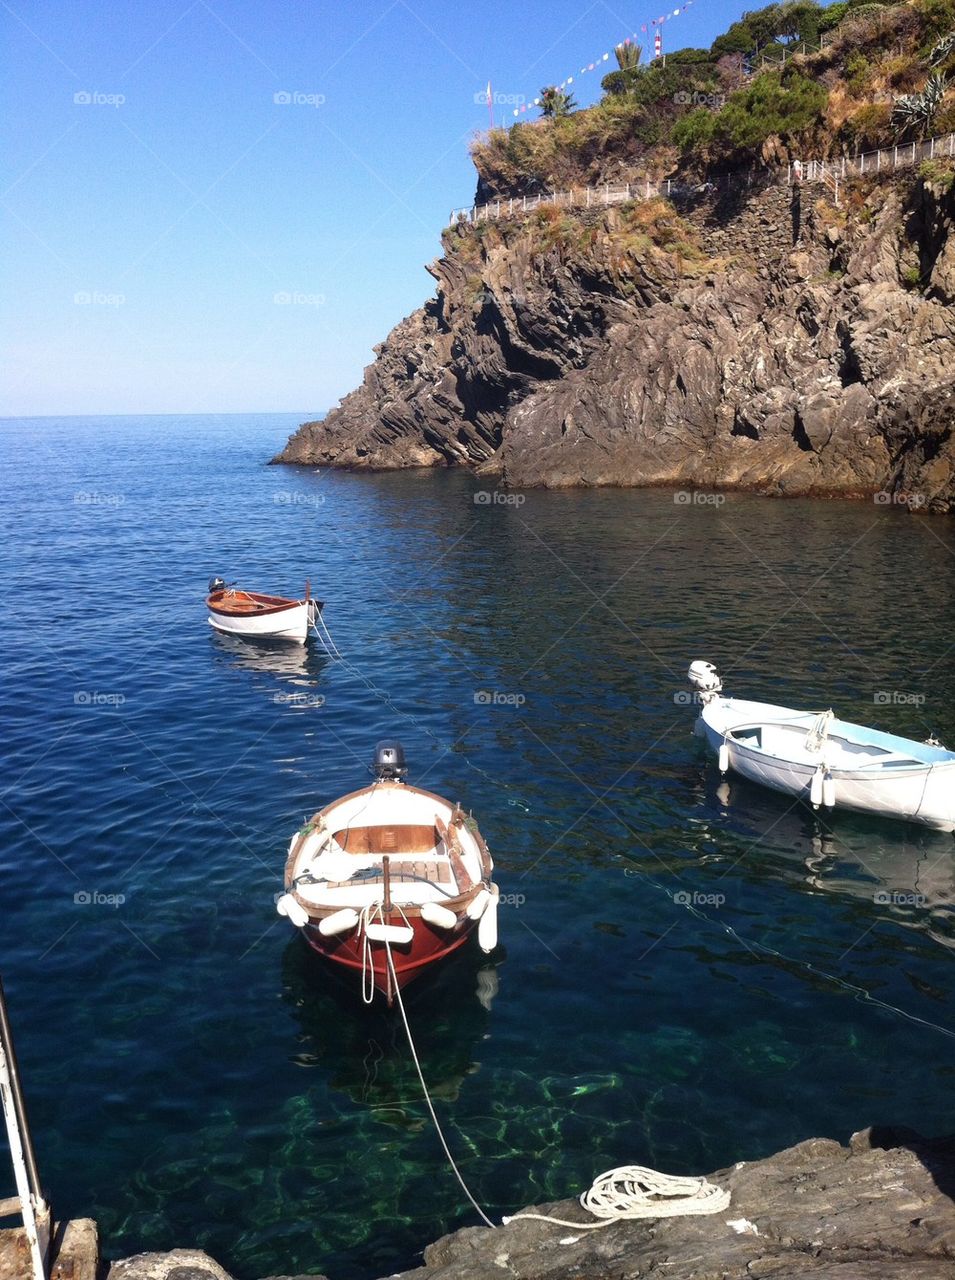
<box><xmin>471</xmin><ymin>0</ymin><xmax>955</xmax><ymax>199</ymax></box>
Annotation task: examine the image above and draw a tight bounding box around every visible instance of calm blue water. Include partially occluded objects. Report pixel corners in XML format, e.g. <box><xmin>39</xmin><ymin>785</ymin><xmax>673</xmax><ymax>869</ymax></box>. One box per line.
<box><xmin>2</xmin><ymin>413</ymin><xmax>955</xmax><ymax>1280</ymax></box>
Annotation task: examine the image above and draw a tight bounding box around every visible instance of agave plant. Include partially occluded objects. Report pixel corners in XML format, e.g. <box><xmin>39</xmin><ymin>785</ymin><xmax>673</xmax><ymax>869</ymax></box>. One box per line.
<box><xmin>929</xmin><ymin>32</ymin><xmax>955</xmax><ymax>67</ymax></box>
<box><xmin>892</xmin><ymin>72</ymin><xmax>948</xmax><ymax>138</ymax></box>
<box><xmin>539</xmin><ymin>85</ymin><xmax>577</xmax><ymax>117</ymax></box>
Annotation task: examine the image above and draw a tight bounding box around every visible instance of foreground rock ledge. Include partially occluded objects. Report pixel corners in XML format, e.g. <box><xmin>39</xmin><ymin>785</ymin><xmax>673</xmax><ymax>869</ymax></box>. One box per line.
<box><xmin>106</xmin><ymin>1125</ymin><xmax>955</xmax><ymax>1280</ymax></box>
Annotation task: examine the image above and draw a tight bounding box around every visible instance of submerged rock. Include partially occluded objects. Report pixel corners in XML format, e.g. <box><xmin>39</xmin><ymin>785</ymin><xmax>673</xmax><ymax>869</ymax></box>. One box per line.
<box><xmin>274</xmin><ymin>175</ymin><xmax>955</xmax><ymax>511</ymax></box>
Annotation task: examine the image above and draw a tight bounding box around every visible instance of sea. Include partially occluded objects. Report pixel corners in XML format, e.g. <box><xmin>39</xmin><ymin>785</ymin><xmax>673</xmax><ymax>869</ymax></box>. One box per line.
<box><xmin>2</xmin><ymin>412</ymin><xmax>954</xmax><ymax>1279</ymax></box>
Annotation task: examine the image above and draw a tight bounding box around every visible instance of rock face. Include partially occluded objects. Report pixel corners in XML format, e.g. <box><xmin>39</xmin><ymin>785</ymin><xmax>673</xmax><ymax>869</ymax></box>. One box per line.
<box><xmin>383</xmin><ymin>1125</ymin><xmax>955</xmax><ymax>1279</ymax></box>
<box><xmin>107</xmin><ymin>1249</ymin><xmax>236</xmax><ymax>1280</ymax></box>
<box><xmin>273</xmin><ymin>172</ymin><xmax>955</xmax><ymax>511</ymax></box>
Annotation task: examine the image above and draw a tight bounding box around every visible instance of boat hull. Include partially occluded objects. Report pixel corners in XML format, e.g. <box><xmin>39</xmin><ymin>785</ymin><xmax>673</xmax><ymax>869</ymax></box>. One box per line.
<box><xmin>699</xmin><ymin>699</ymin><xmax>955</xmax><ymax>832</ymax></box>
<box><xmin>303</xmin><ymin>914</ymin><xmax>477</xmax><ymax>995</ymax></box>
<box><xmin>207</xmin><ymin>600</ymin><xmax>313</xmax><ymax>644</ymax></box>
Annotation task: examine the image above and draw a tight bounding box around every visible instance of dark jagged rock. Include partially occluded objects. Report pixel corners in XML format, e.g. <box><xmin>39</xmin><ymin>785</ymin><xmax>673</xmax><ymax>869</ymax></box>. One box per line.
<box><xmin>273</xmin><ymin>172</ymin><xmax>955</xmax><ymax>511</ymax></box>
<box><xmin>380</xmin><ymin>1126</ymin><xmax>955</xmax><ymax>1279</ymax></box>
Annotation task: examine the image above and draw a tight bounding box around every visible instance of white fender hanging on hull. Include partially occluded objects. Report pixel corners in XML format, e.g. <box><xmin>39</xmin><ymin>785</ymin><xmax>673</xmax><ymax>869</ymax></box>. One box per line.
<box><xmin>276</xmin><ymin>893</ymin><xmax>310</xmax><ymax>928</ymax></box>
<box><xmin>466</xmin><ymin>888</ymin><xmax>490</xmax><ymax>920</ymax></box>
<box><xmin>478</xmin><ymin>885</ymin><xmax>499</xmax><ymax>953</ymax></box>
<box><xmin>420</xmin><ymin>901</ymin><xmax>458</xmax><ymax>930</ymax></box>
<box><xmin>317</xmin><ymin>907</ymin><xmax>360</xmax><ymax>937</ymax></box>
<box><xmin>810</xmin><ymin>768</ymin><xmax>823</xmax><ymax>809</ymax></box>
<box><xmin>822</xmin><ymin>773</ymin><xmax>836</xmax><ymax>808</ymax></box>
<box><xmin>718</xmin><ymin>742</ymin><xmax>729</xmax><ymax>774</ymax></box>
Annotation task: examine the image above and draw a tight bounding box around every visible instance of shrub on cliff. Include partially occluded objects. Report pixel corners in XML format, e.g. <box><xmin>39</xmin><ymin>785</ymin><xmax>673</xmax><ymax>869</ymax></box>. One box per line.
<box><xmin>674</xmin><ymin>68</ymin><xmax>827</xmax><ymax>161</ymax></box>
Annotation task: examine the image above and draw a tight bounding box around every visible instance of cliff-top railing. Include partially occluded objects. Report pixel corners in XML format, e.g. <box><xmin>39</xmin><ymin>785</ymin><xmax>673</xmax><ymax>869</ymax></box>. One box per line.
<box><xmin>447</xmin><ymin>131</ymin><xmax>955</xmax><ymax>226</ymax></box>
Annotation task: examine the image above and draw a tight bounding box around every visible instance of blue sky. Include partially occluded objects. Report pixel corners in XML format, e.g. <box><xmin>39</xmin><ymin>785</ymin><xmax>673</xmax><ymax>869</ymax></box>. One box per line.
<box><xmin>2</xmin><ymin>0</ymin><xmax>749</xmax><ymax>417</ymax></box>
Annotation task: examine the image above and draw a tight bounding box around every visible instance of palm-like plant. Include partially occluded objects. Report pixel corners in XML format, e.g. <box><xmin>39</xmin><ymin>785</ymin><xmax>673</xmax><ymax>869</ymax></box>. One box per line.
<box><xmin>614</xmin><ymin>41</ymin><xmax>642</xmax><ymax>70</ymax></box>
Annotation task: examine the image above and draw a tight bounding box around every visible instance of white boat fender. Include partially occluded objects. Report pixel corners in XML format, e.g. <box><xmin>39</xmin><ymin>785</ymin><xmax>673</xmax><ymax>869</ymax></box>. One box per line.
<box><xmin>276</xmin><ymin>893</ymin><xmax>310</xmax><ymax>928</ymax></box>
<box><xmin>810</xmin><ymin>767</ymin><xmax>824</xmax><ymax>809</ymax></box>
<box><xmin>466</xmin><ymin>888</ymin><xmax>491</xmax><ymax>920</ymax></box>
<box><xmin>822</xmin><ymin>772</ymin><xmax>836</xmax><ymax>808</ymax></box>
<box><xmin>478</xmin><ymin>884</ymin><xmax>499</xmax><ymax>954</ymax></box>
<box><xmin>718</xmin><ymin>741</ymin><xmax>729</xmax><ymax>774</ymax></box>
<box><xmin>420</xmin><ymin>901</ymin><xmax>458</xmax><ymax>931</ymax></box>
<box><xmin>318</xmin><ymin>907</ymin><xmax>360</xmax><ymax>937</ymax></box>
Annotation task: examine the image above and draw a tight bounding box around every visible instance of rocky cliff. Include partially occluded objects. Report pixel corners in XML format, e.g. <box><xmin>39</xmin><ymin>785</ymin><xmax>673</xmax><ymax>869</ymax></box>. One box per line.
<box><xmin>273</xmin><ymin>169</ymin><xmax>955</xmax><ymax>510</ymax></box>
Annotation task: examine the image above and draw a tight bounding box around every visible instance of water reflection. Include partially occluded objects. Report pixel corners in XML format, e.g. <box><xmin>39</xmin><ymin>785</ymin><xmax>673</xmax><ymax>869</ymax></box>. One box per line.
<box><xmin>210</xmin><ymin>630</ymin><xmax>329</xmax><ymax>682</ymax></box>
<box><xmin>705</xmin><ymin>768</ymin><xmax>955</xmax><ymax>943</ymax></box>
<box><xmin>280</xmin><ymin>939</ymin><xmax>501</xmax><ymax>1128</ymax></box>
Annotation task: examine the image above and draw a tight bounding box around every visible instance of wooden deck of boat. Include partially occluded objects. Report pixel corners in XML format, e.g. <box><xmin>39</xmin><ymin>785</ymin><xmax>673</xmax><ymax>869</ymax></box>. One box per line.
<box><xmin>0</xmin><ymin>1220</ymin><xmax>97</xmax><ymax>1280</ymax></box>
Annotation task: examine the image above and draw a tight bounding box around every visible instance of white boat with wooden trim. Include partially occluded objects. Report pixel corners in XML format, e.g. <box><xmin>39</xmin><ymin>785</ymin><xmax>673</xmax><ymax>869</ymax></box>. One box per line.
<box><xmin>206</xmin><ymin>577</ymin><xmax>321</xmax><ymax>644</ymax></box>
<box><xmin>688</xmin><ymin>661</ymin><xmax>955</xmax><ymax>832</ymax></box>
<box><xmin>276</xmin><ymin>742</ymin><xmax>499</xmax><ymax>1003</ymax></box>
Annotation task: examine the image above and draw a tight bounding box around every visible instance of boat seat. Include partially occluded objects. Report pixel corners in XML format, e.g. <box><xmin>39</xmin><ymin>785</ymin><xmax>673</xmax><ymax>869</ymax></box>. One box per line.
<box><xmin>323</xmin><ymin>859</ymin><xmax>453</xmax><ymax>889</ymax></box>
<box><xmin>331</xmin><ymin>824</ymin><xmax>439</xmax><ymax>855</ymax></box>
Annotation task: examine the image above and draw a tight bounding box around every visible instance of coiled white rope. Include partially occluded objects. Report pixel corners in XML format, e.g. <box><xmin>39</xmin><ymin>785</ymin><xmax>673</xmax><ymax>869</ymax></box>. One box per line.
<box><xmin>504</xmin><ymin>1166</ymin><xmax>730</xmax><ymax>1229</ymax></box>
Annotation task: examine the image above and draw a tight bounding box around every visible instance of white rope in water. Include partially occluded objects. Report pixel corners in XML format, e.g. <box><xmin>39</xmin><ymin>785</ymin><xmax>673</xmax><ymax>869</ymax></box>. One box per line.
<box><xmin>383</xmin><ymin>941</ymin><xmax>496</xmax><ymax>1228</ymax></box>
<box><xmin>504</xmin><ymin>1166</ymin><xmax>730</xmax><ymax>1229</ymax></box>
<box><xmin>312</xmin><ymin>608</ymin><xmax>343</xmax><ymax>660</ymax></box>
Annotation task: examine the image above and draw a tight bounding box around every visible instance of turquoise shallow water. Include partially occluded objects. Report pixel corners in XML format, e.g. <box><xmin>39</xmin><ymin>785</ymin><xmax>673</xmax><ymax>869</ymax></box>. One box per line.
<box><xmin>1</xmin><ymin>413</ymin><xmax>954</xmax><ymax>1279</ymax></box>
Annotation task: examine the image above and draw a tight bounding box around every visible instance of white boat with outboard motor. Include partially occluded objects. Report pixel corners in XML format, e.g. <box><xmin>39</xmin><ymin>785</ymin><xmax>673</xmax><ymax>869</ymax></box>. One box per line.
<box><xmin>687</xmin><ymin>661</ymin><xmax>955</xmax><ymax>832</ymax></box>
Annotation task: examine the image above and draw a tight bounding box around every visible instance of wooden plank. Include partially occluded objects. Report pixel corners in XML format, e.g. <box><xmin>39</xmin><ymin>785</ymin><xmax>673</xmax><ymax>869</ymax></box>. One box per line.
<box><xmin>0</xmin><ymin>1200</ymin><xmax>20</xmax><ymax>1220</ymax></box>
<box><xmin>435</xmin><ymin>815</ymin><xmax>472</xmax><ymax>893</ymax></box>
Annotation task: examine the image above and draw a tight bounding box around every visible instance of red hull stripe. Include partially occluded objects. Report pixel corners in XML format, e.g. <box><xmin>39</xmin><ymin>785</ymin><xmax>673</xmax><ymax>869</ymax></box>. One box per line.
<box><xmin>305</xmin><ymin>920</ymin><xmax>475</xmax><ymax>989</ymax></box>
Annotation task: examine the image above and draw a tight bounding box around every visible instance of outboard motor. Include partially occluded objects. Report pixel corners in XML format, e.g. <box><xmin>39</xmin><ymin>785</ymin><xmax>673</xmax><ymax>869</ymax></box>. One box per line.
<box><xmin>688</xmin><ymin>660</ymin><xmax>723</xmax><ymax>699</ymax></box>
<box><xmin>372</xmin><ymin>740</ymin><xmax>408</xmax><ymax>781</ymax></box>
<box><xmin>208</xmin><ymin>576</ymin><xmax>227</xmax><ymax>595</ymax></box>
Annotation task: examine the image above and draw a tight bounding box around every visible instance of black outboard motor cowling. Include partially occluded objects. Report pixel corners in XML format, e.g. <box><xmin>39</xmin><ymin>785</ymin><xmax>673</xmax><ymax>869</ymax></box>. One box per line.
<box><xmin>208</xmin><ymin>576</ymin><xmax>227</xmax><ymax>595</ymax></box>
<box><xmin>373</xmin><ymin>740</ymin><xmax>408</xmax><ymax>781</ymax></box>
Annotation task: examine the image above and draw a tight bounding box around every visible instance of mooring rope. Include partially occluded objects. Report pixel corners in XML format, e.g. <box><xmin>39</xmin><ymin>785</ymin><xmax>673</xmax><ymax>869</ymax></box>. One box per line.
<box><xmin>382</xmin><ymin>939</ymin><xmax>730</xmax><ymax>1234</ymax></box>
<box><xmin>383</xmin><ymin>940</ymin><xmax>496</xmax><ymax>1228</ymax></box>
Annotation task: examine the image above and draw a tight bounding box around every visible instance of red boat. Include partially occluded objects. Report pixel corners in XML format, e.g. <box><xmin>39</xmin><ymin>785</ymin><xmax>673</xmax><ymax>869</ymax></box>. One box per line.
<box><xmin>276</xmin><ymin>742</ymin><xmax>499</xmax><ymax>1003</ymax></box>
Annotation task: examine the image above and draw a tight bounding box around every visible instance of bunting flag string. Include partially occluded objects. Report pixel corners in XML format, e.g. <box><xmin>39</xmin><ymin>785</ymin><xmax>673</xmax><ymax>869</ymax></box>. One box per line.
<box><xmin>510</xmin><ymin>1</ymin><xmax>696</xmax><ymax>117</ymax></box>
